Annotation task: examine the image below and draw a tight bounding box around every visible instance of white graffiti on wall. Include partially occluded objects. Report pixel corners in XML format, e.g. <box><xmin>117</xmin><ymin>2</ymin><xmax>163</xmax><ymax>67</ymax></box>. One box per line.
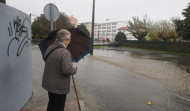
<box><xmin>7</xmin><ymin>16</ymin><xmax>30</xmax><ymax>56</ymax></box>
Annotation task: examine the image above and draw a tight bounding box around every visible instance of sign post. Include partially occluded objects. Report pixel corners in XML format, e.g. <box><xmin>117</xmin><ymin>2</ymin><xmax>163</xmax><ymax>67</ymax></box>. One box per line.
<box><xmin>44</xmin><ymin>3</ymin><xmax>59</xmax><ymax>31</ymax></box>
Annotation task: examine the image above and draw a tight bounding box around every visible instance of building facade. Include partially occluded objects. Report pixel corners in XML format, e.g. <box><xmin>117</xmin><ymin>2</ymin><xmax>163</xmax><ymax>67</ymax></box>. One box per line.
<box><xmin>68</xmin><ymin>15</ymin><xmax>78</xmax><ymax>27</ymax></box>
<box><xmin>81</xmin><ymin>21</ymin><xmax>137</xmax><ymax>41</ymax></box>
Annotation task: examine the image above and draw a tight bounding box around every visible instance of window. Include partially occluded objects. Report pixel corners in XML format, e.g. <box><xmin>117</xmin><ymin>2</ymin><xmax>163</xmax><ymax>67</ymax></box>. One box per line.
<box><xmin>102</xmin><ymin>23</ymin><xmax>106</xmax><ymax>26</ymax></box>
<box><xmin>112</xmin><ymin>23</ymin><xmax>116</xmax><ymax>25</ymax></box>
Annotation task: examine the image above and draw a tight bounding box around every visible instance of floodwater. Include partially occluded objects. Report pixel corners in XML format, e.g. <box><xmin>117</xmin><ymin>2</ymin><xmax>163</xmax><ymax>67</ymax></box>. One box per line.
<box><xmin>74</xmin><ymin>47</ymin><xmax>190</xmax><ymax>111</ymax></box>
<box><xmin>32</xmin><ymin>46</ymin><xmax>190</xmax><ymax>111</ymax></box>
<box><xmin>93</xmin><ymin>47</ymin><xmax>190</xmax><ymax>96</ymax></box>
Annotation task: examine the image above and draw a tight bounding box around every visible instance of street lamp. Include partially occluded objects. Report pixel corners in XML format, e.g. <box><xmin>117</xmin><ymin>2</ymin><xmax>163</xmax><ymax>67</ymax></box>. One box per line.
<box><xmin>106</xmin><ymin>19</ymin><xmax>109</xmax><ymax>41</ymax></box>
<box><xmin>98</xmin><ymin>24</ymin><xmax>100</xmax><ymax>42</ymax></box>
<box><xmin>90</xmin><ymin>0</ymin><xmax>95</xmax><ymax>55</ymax></box>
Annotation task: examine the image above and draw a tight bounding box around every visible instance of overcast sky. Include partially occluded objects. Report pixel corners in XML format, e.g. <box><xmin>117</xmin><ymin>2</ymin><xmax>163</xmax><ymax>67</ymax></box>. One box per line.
<box><xmin>6</xmin><ymin>0</ymin><xmax>190</xmax><ymax>23</ymax></box>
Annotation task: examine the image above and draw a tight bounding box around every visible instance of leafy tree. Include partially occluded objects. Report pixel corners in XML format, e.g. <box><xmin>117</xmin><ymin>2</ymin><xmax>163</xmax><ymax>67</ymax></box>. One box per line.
<box><xmin>171</xmin><ymin>17</ymin><xmax>183</xmax><ymax>39</ymax></box>
<box><xmin>32</xmin><ymin>14</ymin><xmax>50</xmax><ymax>39</ymax></box>
<box><xmin>115</xmin><ymin>31</ymin><xmax>126</xmax><ymax>43</ymax></box>
<box><xmin>147</xmin><ymin>22</ymin><xmax>160</xmax><ymax>40</ymax></box>
<box><xmin>127</xmin><ymin>15</ymin><xmax>150</xmax><ymax>40</ymax></box>
<box><xmin>32</xmin><ymin>12</ymin><xmax>73</xmax><ymax>39</ymax></box>
<box><xmin>55</xmin><ymin>12</ymin><xmax>74</xmax><ymax>30</ymax></box>
<box><xmin>77</xmin><ymin>23</ymin><xmax>90</xmax><ymax>36</ymax></box>
<box><xmin>154</xmin><ymin>20</ymin><xmax>177</xmax><ymax>41</ymax></box>
<box><xmin>181</xmin><ymin>3</ymin><xmax>190</xmax><ymax>40</ymax></box>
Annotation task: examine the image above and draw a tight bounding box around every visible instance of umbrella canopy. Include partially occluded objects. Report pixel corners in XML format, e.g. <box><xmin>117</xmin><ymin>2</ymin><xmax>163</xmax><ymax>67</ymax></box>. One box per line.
<box><xmin>38</xmin><ymin>28</ymin><xmax>92</xmax><ymax>62</ymax></box>
<box><xmin>67</xmin><ymin>28</ymin><xmax>92</xmax><ymax>62</ymax></box>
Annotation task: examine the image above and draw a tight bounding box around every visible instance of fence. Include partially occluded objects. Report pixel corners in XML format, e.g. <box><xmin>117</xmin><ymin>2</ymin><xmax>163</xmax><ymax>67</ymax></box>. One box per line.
<box><xmin>120</xmin><ymin>40</ymin><xmax>190</xmax><ymax>54</ymax></box>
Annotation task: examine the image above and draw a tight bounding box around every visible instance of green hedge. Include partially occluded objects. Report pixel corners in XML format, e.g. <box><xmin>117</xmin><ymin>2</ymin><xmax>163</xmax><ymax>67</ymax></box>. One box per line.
<box><xmin>120</xmin><ymin>41</ymin><xmax>190</xmax><ymax>53</ymax></box>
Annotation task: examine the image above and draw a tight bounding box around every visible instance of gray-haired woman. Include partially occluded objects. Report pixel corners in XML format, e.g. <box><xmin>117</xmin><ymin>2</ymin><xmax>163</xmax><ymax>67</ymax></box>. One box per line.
<box><xmin>42</xmin><ymin>29</ymin><xmax>77</xmax><ymax>111</ymax></box>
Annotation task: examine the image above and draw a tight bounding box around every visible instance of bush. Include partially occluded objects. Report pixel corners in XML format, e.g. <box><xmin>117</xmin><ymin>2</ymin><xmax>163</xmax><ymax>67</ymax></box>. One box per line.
<box><xmin>120</xmin><ymin>40</ymin><xmax>190</xmax><ymax>53</ymax></box>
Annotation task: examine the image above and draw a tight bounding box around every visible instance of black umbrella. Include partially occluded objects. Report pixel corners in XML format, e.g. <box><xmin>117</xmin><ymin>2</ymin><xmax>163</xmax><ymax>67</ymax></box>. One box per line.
<box><xmin>38</xmin><ymin>28</ymin><xmax>92</xmax><ymax>111</ymax></box>
<box><xmin>67</xmin><ymin>28</ymin><xmax>92</xmax><ymax>62</ymax></box>
<box><xmin>38</xmin><ymin>28</ymin><xmax>92</xmax><ymax>62</ymax></box>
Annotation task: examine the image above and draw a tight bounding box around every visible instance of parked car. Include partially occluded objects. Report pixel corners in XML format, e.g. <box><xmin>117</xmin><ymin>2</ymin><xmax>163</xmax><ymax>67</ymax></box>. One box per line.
<box><xmin>109</xmin><ymin>42</ymin><xmax>120</xmax><ymax>47</ymax></box>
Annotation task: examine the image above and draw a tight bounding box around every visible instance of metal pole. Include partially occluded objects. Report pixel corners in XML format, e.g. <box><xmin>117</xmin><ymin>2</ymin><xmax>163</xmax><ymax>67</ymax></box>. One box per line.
<box><xmin>98</xmin><ymin>25</ymin><xmax>99</xmax><ymax>42</ymax></box>
<box><xmin>72</xmin><ymin>75</ymin><xmax>81</xmax><ymax>111</ymax></box>
<box><xmin>90</xmin><ymin>0</ymin><xmax>95</xmax><ymax>55</ymax></box>
<box><xmin>55</xmin><ymin>21</ymin><xmax>56</xmax><ymax>30</ymax></box>
<box><xmin>50</xmin><ymin>4</ymin><xmax>53</xmax><ymax>31</ymax></box>
<box><xmin>106</xmin><ymin>19</ymin><xmax>109</xmax><ymax>41</ymax></box>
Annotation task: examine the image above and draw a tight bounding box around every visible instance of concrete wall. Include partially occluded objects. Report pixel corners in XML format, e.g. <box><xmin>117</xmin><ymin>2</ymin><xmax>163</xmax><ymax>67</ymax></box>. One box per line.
<box><xmin>0</xmin><ymin>3</ymin><xmax>32</xmax><ymax>111</ymax></box>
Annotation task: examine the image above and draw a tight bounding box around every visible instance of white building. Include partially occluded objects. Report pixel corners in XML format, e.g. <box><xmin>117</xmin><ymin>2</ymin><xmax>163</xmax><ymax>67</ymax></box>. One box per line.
<box><xmin>81</xmin><ymin>21</ymin><xmax>137</xmax><ymax>41</ymax></box>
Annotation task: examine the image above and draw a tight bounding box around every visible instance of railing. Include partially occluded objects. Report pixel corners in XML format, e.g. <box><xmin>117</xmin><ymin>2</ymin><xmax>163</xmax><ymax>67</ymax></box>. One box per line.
<box><xmin>120</xmin><ymin>40</ymin><xmax>190</xmax><ymax>53</ymax></box>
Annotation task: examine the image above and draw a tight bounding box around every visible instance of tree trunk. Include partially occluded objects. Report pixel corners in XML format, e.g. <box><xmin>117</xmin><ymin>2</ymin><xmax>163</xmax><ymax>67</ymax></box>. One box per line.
<box><xmin>0</xmin><ymin>0</ymin><xmax>6</xmax><ymax>4</ymax></box>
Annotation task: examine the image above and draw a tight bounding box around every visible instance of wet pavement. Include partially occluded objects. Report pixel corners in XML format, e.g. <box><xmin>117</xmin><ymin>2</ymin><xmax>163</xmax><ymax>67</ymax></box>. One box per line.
<box><xmin>92</xmin><ymin>47</ymin><xmax>190</xmax><ymax>95</ymax></box>
<box><xmin>26</xmin><ymin>46</ymin><xmax>190</xmax><ymax>111</ymax></box>
<box><xmin>74</xmin><ymin>47</ymin><xmax>190</xmax><ymax>111</ymax></box>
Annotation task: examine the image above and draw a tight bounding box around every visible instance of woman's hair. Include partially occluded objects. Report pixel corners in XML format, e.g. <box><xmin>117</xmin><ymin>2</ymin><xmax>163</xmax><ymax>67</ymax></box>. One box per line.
<box><xmin>56</xmin><ymin>29</ymin><xmax>71</xmax><ymax>42</ymax></box>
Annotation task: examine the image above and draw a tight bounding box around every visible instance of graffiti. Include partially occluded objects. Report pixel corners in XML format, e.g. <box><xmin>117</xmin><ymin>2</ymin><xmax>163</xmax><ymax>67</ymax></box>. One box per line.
<box><xmin>7</xmin><ymin>16</ymin><xmax>31</xmax><ymax>56</ymax></box>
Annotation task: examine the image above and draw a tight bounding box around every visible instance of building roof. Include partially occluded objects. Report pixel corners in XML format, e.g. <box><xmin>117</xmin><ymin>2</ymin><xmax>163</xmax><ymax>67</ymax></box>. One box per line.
<box><xmin>117</xmin><ymin>27</ymin><xmax>128</xmax><ymax>30</ymax></box>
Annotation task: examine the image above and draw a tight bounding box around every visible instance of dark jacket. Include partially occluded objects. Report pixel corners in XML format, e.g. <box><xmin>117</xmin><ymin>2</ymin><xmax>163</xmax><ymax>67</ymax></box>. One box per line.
<box><xmin>42</xmin><ymin>42</ymin><xmax>77</xmax><ymax>94</ymax></box>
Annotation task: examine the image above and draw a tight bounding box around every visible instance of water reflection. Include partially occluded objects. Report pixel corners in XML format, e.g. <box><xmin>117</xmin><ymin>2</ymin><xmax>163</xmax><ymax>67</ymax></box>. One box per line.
<box><xmin>93</xmin><ymin>47</ymin><xmax>190</xmax><ymax>96</ymax></box>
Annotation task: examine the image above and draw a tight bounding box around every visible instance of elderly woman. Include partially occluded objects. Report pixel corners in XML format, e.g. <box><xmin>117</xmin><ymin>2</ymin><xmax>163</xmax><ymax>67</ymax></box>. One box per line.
<box><xmin>42</xmin><ymin>29</ymin><xmax>77</xmax><ymax>111</ymax></box>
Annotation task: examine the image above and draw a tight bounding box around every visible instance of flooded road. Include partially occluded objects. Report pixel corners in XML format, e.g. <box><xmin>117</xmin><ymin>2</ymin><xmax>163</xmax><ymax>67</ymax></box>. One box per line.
<box><xmin>93</xmin><ymin>47</ymin><xmax>190</xmax><ymax>96</ymax></box>
<box><xmin>74</xmin><ymin>47</ymin><xmax>190</xmax><ymax>111</ymax></box>
<box><xmin>32</xmin><ymin>46</ymin><xmax>190</xmax><ymax>111</ymax></box>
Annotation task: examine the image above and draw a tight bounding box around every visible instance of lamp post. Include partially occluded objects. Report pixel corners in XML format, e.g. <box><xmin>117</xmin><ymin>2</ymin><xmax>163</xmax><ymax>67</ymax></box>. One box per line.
<box><xmin>90</xmin><ymin>0</ymin><xmax>95</xmax><ymax>55</ymax></box>
<box><xmin>98</xmin><ymin>24</ymin><xmax>100</xmax><ymax>42</ymax></box>
<box><xmin>106</xmin><ymin>19</ymin><xmax>109</xmax><ymax>41</ymax></box>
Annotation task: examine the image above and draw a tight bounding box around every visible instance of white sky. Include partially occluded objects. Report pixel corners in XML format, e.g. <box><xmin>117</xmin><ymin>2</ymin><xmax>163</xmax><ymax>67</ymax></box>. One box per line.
<box><xmin>6</xmin><ymin>0</ymin><xmax>190</xmax><ymax>23</ymax></box>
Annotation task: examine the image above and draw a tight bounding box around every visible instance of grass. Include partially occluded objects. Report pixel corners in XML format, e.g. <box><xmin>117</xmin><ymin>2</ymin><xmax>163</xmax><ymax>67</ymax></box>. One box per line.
<box><xmin>93</xmin><ymin>45</ymin><xmax>108</xmax><ymax>48</ymax></box>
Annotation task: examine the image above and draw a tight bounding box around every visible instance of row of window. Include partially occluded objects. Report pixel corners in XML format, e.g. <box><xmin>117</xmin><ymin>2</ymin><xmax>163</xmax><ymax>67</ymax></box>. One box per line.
<box><xmin>94</xmin><ymin>34</ymin><xmax>116</xmax><ymax>36</ymax></box>
<box><xmin>94</xmin><ymin>30</ymin><xmax>117</xmax><ymax>33</ymax></box>
<box><xmin>94</xmin><ymin>26</ymin><xmax>116</xmax><ymax>29</ymax></box>
<box><xmin>94</xmin><ymin>33</ymin><xmax>131</xmax><ymax>36</ymax></box>
<box><xmin>95</xmin><ymin>23</ymin><xmax>117</xmax><ymax>27</ymax></box>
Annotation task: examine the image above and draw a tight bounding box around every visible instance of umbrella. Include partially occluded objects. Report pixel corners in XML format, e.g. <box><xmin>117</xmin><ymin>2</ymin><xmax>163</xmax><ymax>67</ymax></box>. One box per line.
<box><xmin>38</xmin><ymin>28</ymin><xmax>92</xmax><ymax>62</ymax></box>
<box><xmin>38</xmin><ymin>30</ymin><xmax>59</xmax><ymax>59</ymax></box>
<box><xmin>67</xmin><ymin>28</ymin><xmax>92</xmax><ymax>62</ymax></box>
<box><xmin>38</xmin><ymin>28</ymin><xmax>92</xmax><ymax>111</ymax></box>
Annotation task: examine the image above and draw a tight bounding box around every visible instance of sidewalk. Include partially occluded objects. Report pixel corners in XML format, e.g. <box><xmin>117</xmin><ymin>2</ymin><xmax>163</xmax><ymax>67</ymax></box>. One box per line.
<box><xmin>20</xmin><ymin>47</ymin><xmax>85</xmax><ymax>111</ymax></box>
<box><xmin>21</xmin><ymin>101</ymin><xmax>84</xmax><ymax>111</ymax></box>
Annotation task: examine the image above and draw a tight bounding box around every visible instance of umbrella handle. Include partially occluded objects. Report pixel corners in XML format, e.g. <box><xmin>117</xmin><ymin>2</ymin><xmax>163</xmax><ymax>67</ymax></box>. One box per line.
<box><xmin>72</xmin><ymin>75</ymin><xmax>81</xmax><ymax>111</ymax></box>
